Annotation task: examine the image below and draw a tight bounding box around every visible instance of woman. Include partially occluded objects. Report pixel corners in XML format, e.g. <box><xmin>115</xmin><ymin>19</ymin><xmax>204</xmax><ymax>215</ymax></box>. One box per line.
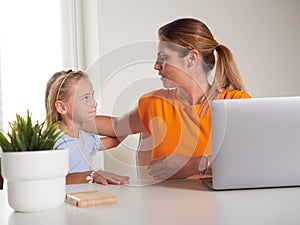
<box><xmin>87</xmin><ymin>18</ymin><xmax>251</xmax><ymax>180</ymax></box>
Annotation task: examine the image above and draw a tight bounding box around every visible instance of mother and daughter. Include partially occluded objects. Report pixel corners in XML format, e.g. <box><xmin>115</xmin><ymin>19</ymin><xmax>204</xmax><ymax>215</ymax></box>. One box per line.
<box><xmin>45</xmin><ymin>18</ymin><xmax>250</xmax><ymax>185</ymax></box>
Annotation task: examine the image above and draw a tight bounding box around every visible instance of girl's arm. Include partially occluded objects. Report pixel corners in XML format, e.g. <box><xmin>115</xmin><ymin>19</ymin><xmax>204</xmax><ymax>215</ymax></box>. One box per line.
<box><xmin>66</xmin><ymin>171</ymin><xmax>91</xmax><ymax>184</ymax></box>
<box><xmin>66</xmin><ymin>170</ymin><xmax>129</xmax><ymax>185</ymax></box>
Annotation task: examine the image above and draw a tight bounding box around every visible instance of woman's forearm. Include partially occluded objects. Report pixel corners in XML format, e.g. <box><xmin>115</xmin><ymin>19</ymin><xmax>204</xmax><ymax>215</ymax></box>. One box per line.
<box><xmin>84</xmin><ymin>107</ymin><xmax>146</xmax><ymax>137</ymax></box>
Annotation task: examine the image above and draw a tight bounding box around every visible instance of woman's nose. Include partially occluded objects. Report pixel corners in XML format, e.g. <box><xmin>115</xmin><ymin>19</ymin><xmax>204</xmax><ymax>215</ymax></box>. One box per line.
<box><xmin>154</xmin><ymin>60</ymin><xmax>162</xmax><ymax>71</ymax></box>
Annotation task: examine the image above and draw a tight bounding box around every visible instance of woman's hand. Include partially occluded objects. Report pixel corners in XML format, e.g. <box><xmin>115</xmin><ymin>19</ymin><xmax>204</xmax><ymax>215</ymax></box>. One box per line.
<box><xmin>147</xmin><ymin>155</ymin><xmax>200</xmax><ymax>180</ymax></box>
<box><xmin>93</xmin><ymin>170</ymin><xmax>130</xmax><ymax>185</ymax></box>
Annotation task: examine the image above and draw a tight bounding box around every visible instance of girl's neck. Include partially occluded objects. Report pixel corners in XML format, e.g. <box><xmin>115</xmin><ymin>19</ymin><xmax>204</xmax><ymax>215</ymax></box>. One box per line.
<box><xmin>59</xmin><ymin>122</ymin><xmax>81</xmax><ymax>138</ymax></box>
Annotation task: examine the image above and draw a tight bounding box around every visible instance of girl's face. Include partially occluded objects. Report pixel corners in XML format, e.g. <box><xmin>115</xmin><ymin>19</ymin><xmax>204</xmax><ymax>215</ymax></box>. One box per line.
<box><xmin>154</xmin><ymin>41</ymin><xmax>190</xmax><ymax>89</ymax></box>
<box><xmin>65</xmin><ymin>78</ymin><xmax>98</xmax><ymax>124</ymax></box>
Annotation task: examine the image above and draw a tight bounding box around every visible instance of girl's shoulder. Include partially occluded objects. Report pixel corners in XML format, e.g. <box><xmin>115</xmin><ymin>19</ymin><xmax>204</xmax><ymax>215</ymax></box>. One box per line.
<box><xmin>78</xmin><ymin>130</ymin><xmax>98</xmax><ymax>139</ymax></box>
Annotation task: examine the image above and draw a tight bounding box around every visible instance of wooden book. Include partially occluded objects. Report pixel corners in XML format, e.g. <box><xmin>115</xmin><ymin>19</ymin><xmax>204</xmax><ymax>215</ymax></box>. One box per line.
<box><xmin>66</xmin><ymin>190</ymin><xmax>117</xmax><ymax>208</ymax></box>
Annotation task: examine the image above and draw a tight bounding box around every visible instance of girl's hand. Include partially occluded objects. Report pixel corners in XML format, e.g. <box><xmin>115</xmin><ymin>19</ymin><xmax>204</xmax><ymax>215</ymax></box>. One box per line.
<box><xmin>93</xmin><ymin>170</ymin><xmax>130</xmax><ymax>185</ymax></box>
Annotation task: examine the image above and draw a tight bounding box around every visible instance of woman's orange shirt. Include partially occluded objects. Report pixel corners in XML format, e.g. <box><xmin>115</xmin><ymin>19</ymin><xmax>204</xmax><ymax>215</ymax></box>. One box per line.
<box><xmin>138</xmin><ymin>88</ymin><xmax>251</xmax><ymax>160</ymax></box>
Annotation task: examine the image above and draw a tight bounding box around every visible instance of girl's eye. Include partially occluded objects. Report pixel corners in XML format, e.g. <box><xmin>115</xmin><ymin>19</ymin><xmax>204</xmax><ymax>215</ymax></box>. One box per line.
<box><xmin>82</xmin><ymin>92</ymin><xmax>95</xmax><ymax>102</ymax></box>
<box><xmin>82</xmin><ymin>95</ymin><xmax>89</xmax><ymax>101</ymax></box>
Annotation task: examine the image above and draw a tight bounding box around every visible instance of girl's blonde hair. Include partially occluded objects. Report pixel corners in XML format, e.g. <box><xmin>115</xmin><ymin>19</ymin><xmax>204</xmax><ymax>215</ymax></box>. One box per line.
<box><xmin>158</xmin><ymin>18</ymin><xmax>247</xmax><ymax>106</ymax></box>
<box><xmin>45</xmin><ymin>70</ymin><xmax>89</xmax><ymax>125</ymax></box>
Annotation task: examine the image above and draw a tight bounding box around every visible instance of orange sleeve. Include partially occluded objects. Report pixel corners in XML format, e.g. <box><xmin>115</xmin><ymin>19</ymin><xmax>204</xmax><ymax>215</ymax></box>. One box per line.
<box><xmin>222</xmin><ymin>90</ymin><xmax>251</xmax><ymax>99</ymax></box>
<box><xmin>138</xmin><ymin>95</ymin><xmax>152</xmax><ymax>134</ymax></box>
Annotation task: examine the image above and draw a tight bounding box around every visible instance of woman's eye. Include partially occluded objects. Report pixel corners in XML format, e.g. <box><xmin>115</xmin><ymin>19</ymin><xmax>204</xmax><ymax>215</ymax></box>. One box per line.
<box><xmin>158</xmin><ymin>53</ymin><xmax>168</xmax><ymax>62</ymax></box>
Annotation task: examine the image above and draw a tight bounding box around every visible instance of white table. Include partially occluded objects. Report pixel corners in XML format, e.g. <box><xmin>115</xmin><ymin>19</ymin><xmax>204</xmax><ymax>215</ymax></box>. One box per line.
<box><xmin>1</xmin><ymin>178</ymin><xmax>300</xmax><ymax>225</ymax></box>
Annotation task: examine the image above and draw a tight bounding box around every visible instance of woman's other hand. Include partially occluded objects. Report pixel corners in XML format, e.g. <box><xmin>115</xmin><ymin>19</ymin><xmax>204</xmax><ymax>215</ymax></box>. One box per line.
<box><xmin>147</xmin><ymin>155</ymin><xmax>200</xmax><ymax>180</ymax></box>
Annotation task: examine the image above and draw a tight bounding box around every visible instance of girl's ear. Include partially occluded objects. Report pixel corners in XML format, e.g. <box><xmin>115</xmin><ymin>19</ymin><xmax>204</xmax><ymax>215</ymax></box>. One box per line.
<box><xmin>55</xmin><ymin>101</ymin><xmax>67</xmax><ymax>115</ymax></box>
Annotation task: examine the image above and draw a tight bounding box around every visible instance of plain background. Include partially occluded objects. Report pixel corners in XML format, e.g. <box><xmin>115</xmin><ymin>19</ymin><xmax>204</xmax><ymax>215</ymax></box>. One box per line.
<box><xmin>83</xmin><ymin>0</ymin><xmax>300</xmax><ymax>98</ymax></box>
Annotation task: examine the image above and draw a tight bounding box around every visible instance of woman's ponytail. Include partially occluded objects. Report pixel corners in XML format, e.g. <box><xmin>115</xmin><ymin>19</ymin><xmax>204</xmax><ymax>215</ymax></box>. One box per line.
<box><xmin>213</xmin><ymin>44</ymin><xmax>246</xmax><ymax>92</ymax></box>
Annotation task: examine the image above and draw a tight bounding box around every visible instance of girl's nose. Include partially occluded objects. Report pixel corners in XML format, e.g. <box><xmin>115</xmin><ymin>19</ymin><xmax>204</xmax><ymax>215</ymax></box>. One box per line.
<box><xmin>92</xmin><ymin>97</ymin><xmax>98</xmax><ymax>108</ymax></box>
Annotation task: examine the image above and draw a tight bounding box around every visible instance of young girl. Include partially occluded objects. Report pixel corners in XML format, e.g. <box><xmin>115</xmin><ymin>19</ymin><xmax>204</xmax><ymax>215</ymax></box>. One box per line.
<box><xmin>45</xmin><ymin>70</ymin><xmax>129</xmax><ymax>185</ymax></box>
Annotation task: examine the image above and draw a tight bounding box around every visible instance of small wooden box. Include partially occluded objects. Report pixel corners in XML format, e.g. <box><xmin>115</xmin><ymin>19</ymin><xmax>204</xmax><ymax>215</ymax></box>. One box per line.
<box><xmin>66</xmin><ymin>190</ymin><xmax>117</xmax><ymax>208</ymax></box>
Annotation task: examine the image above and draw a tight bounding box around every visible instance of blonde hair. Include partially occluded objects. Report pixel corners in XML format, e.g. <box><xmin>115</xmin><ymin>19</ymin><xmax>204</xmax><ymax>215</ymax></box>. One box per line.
<box><xmin>158</xmin><ymin>18</ymin><xmax>246</xmax><ymax>105</ymax></box>
<box><xmin>45</xmin><ymin>70</ymin><xmax>89</xmax><ymax>125</ymax></box>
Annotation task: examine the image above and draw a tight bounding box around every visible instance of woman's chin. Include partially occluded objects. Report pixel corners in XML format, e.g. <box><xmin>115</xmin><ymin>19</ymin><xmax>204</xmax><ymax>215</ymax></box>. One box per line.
<box><xmin>161</xmin><ymin>78</ymin><xmax>179</xmax><ymax>89</ymax></box>
<box><xmin>162</xmin><ymin>82</ymin><xmax>177</xmax><ymax>89</ymax></box>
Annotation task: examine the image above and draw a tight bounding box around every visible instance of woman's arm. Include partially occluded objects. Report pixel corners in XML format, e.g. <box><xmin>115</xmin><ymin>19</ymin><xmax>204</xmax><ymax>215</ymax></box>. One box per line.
<box><xmin>82</xmin><ymin>107</ymin><xmax>146</xmax><ymax>137</ymax></box>
<box><xmin>112</xmin><ymin>107</ymin><xmax>147</xmax><ymax>136</ymax></box>
<box><xmin>81</xmin><ymin>115</ymin><xmax>115</xmax><ymax>136</ymax></box>
<box><xmin>147</xmin><ymin>155</ymin><xmax>212</xmax><ymax>180</ymax></box>
<box><xmin>99</xmin><ymin>136</ymin><xmax>127</xmax><ymax>150</ymax></box>
<box><xmin>137</xmin><ymin>131</ymin><xmax>153</xmax><ymax>166</ymax></box>
<box><xmin>136</xmin><ymin>132</ymin><xmax>153</xmax><ymax>178</ymax></box>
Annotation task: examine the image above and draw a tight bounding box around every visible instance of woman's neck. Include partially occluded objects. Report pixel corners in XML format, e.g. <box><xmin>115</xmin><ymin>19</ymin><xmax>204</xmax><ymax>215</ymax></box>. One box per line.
<box><xmin>178</xmin><ymin>79</ymin><xmax>211</xmax><ymax>105</ymax></box>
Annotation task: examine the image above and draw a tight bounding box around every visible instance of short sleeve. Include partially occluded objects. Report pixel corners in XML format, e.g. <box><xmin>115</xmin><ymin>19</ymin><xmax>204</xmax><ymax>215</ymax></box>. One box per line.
<box><xmin>222</xmin><ymin>89</ymin><xmax>252</xmax><ymax>99</ymax></box>
<box><xmin>54</xmin><ymin>130</ymin><xmax>68</xmax><ymax>149</ymax></box>
<box><xmin>90</xmin><ymin>133</ymin><xmax>100</xmax><ymax>156</ymax></box>
<box><xmin>138</xmin><ymin>95</ymin><xmax>152</xmax><ymax>134</ymax></box>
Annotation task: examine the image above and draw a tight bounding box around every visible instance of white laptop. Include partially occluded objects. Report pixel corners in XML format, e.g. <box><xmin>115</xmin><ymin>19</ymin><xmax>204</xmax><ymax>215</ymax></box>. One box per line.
<box><xmin>202</xmin><ymin>96</ymin><xmax>300</xmax><ymax>190</ymax></box>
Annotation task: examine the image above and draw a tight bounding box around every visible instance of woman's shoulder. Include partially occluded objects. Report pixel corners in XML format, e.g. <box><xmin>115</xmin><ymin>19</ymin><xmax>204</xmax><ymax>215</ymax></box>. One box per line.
<box><xmin>221</xmin><ymin>89</ymin><xmax>251</xmax><ymax>99</ymax></box>
<box><xmin>140</xmin><ymin>88</ymin><xmax>177</xmax><ymax>101</ymax></box>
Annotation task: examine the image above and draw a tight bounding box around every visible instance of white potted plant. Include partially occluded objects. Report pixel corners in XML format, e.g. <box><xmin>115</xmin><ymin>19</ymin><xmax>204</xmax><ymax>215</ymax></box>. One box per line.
<box><xmin>0</xmin><ymin>110</ymin><xmax>68</xmax><ymax>212</ymax></box>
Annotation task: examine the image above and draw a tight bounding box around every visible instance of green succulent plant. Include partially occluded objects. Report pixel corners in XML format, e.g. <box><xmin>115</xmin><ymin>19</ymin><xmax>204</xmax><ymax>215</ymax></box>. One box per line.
<box><xmin>0</xmin><ymin>110</ymin><xmax>63</xmax><ymax>152</ymax></box>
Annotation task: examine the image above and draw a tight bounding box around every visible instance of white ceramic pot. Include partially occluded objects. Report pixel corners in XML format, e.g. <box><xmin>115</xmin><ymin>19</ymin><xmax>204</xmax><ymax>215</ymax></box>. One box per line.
<box><xmin>1</xmin><ymin>149</ymin><xmax>69</xmax><ymax>212</ymax></box>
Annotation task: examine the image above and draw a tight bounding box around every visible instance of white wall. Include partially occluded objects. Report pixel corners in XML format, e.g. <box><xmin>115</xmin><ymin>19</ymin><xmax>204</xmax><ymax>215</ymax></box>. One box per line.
<box><xmin>82</xmin><ymin>0</ymin><xmax>300</xmax><ymax>178</ymax></box>
<box><xmin>85</xmin><ymin>0</ymin><xmax>300</xmax><ymax>97</ymax></box>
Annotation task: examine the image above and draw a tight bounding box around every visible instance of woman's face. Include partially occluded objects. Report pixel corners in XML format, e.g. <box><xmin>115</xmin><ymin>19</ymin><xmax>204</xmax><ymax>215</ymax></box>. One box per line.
<box><xmin>154</xmin><ymin>41</ymin><xmax>190</xmax><ymax>89</ymax></box>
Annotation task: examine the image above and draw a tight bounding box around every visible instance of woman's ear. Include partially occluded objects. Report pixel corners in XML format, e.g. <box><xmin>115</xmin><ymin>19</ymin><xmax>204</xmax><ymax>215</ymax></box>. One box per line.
<box><xmin>187</xmin><ymin>49</ymin><xmax>200</xmax><ymax>67</ymax></box>
<box><xmin>55</xmin><ymin>101</ymin><xmax>67</xmax><ymax>115</ymax></box>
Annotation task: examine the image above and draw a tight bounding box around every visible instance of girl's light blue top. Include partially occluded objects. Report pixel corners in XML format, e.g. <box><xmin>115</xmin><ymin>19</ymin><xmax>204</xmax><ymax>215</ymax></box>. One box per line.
<box><xmin>55</xmin><ymin>130</ymin><xmax>100</xmax><ymax>173</ymax></box>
